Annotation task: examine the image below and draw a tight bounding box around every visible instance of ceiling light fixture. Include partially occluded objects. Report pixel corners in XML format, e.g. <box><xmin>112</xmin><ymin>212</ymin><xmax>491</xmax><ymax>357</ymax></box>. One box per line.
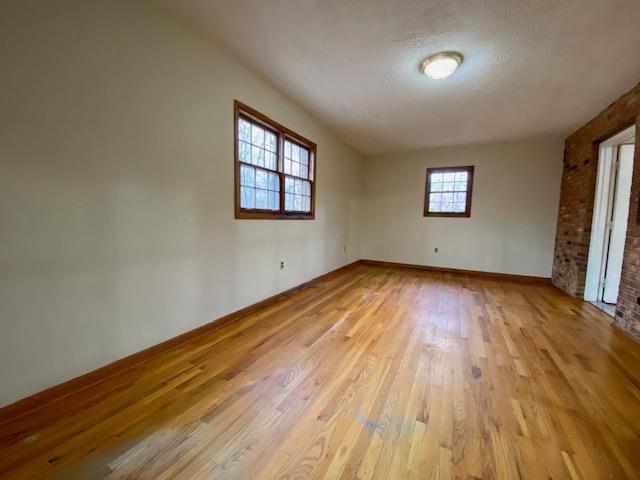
<box><xmin>420</xmin><ymin>52</ymin><xmax>463</xmax><ymax>80</ymax></box>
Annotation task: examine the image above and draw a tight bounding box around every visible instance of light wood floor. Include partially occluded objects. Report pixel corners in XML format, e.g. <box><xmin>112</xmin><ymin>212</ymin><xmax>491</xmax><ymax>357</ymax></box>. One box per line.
<box><xmin>1</xmin><ymin>264</ymin><xmax>639</xmax><ymax>479</ymax></box>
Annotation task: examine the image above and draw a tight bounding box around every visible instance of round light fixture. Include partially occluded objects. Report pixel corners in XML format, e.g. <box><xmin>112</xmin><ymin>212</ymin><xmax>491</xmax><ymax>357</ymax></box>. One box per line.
<box><xmin>420</xmin><ymin>52</ymin><xmax>463</xmax><ymax>80</ymax></box>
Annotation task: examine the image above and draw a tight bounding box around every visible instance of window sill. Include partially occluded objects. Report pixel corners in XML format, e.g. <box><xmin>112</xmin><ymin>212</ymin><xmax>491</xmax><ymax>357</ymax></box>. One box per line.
<box><xmin>423</xmin><ymin>212</ymin><xmax>471</xmax><ymax>218</ymax></box>
<box><xmin>236</xmin><ymin>210</ymin><xmax>315</xmax><ymax>220</ymax></box>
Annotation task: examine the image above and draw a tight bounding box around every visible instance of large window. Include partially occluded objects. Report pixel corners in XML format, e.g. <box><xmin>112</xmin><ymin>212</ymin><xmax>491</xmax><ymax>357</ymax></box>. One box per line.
<box><xmin>235</xmin><ymin>101</ymin><xmax>316</xmax><ymax>219</ymax></box>
<box><xmin>424</xmin><ymin>166</ymin><xmax>474</xmax><ymax>217</ymax></box>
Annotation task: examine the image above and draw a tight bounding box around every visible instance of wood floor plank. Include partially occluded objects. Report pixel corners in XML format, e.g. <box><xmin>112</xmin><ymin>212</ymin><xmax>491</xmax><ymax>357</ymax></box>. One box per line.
<box><xmin>1</xmin><ymin>264</ymin><xmax>639</xmax><ymax>479</ymax></box>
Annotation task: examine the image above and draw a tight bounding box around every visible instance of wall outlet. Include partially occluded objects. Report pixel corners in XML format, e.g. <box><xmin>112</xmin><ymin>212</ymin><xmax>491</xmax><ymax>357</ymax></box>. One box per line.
<box><xmin>434</xmin><ymin>247</ymin><xmax>438</xmax><ymax>253</ymax></box>
<box><xmin>344</xmin><ymin>245</ymin><xmax>347</xmax><ymax>253</ymax></box>
<box><xmin>280</xmin><ymin>261</ymin><xmax>284</xmax><ymax>270</ymax></box>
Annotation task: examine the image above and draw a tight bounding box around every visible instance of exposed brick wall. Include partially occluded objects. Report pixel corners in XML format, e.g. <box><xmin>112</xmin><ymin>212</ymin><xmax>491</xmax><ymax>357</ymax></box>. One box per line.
<box><xmin>618</xmin><ymin>126</ymin><xmax>640</xmax><ymax>338</ymax></box>
<box><xmin>552</xmin><ymin>82</ymin><xmax>640</xmax><ymax>339</ymax></box>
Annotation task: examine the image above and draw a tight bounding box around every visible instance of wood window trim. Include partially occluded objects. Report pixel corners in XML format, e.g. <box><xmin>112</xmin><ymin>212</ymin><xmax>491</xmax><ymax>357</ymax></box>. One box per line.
<box><xmin>423</xmin><ymin>165</ymin><xmax>474</xmax><ymax>218</ymax></box>
<box><xmin>234</xmin><ymin>100</ymin><xmax>316</xmax><ymax>220</ymax></box>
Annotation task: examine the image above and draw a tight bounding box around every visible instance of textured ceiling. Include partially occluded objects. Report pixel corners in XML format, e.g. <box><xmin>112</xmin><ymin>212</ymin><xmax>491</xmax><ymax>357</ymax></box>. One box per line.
<box><xmin>156</xmin><ymin>0</ymin><xmax>640</xmax><ymax>155</ymax></box>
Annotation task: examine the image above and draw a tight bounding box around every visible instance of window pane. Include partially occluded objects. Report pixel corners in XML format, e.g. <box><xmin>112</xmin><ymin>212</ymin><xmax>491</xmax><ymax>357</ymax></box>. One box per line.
<box><xmin>251</xmin><ymin>124</ymin><xmax>264</xmax><ymax>147</ymax></box>
<box><xmin>442</xmin><ymin>182</ymin><xmax>454</xmax><ymax>192</ymax></box>
<box><xmin>431</xmin><ymin>181</ymin><xmax>443</xmax><ymax>192</ymax></box>
<box><xmin>255</xmin><ymin>169</ymin><xmax>268</xmax><ymax>189</ymax></box>
<box><xmin>291</xmin><ymin>161</ymin><xmax>299</xmax><ymax>177</ymax></box>
<box><xmin>441</xmin><ymin>192</ymin><xmax>454</xmax><ymax>212</ymax></box>
<box><xmin>299</xmin><ymin>148</ymin><xmax>309</xmax><ymax>166</ymax></box>
<box><xmin>265</xmin><ymin>132</ymin><xmax>277</xmax><ymax>153</ymax></box>
<box><xmin>454</xmin><ymin>181</ymin><xmax>467</xmax><ymax>192</ymax></box>
<box><xmin>429</xmin><ymin>193</ymin><xmax>442</xmax><ymax>204</ymax></box>
<box><xmin>283</xmin><ymin>176</ymin><xmax>311</xmax><ymax>212</ymax></box>
<box><xmin>240</xmin><ymin>187</ymin><xmax>254</xmax><ymax>209</ymax></box>
<box><xmin>429</xmin><ymin>202</ymin><xmax>442</xmax><ymax>212</ymax></box>
<box><xmin>455</xmin><ymin>171</ymin><xmax>468</xmax><ymax>182</ymax></box>
<box><xmin>240</xmin><ymin>164</ymin><xmax>255</xmax><ymax>187</ymax></box>
<box><xmin>264</xmin><ymin>151</ymin><xmax>276</xmax><ymax>170</ymax></box>
<box><xmin>251</xmin><ymin>146</ymin><xmax>264</xmax><ymax>167</ymax></box>
<box><xmin>431</xmin><ymin>172</ymin><xmax>443</xmax><ymax>183</ymax></box>
<box><xmin>300</xmin><ymin>164</ymin><xmax>308</xmax><ymax>179</ymax></box>
<box><xmin>291</xmin><ymin>143</ymin><xmax>299</xmax><ymax>161</ymax></box>
<box><xmin>238</xmin><ymin>118</ymin><xmax>251</xmax><ymax>142</ymax></box>
<box><xmin>239</xmin><ymin>141</ymin><xmax>251</xmax><ymax>163</ymax></box>
<box><xmin>269</xmin><ymin>172</ymin><xmax>279</xmax><ymax>191</ymax></box>
<box><xmin>284</xmin><ymin>141</ymin><xmax>291</xmax><ymax>158</ymax></box>
<box><xmin>284</xmin><ymin>158</ymin><xmax>292</xmax><ymax>174</ymax></box>
<box><xmin>255</xmin><ymin>189</ymin><xmax>268</xmax><ymax>209</ymax></box>
<box><xmin>285</xmin><ymin>176</ymin><xmax>294</xmax><ymax>193</ymax></box>
<box><xmin>454</xmin><ymin>192</ymin><xmax>466</xmax><ymax>203</ymax></box>
<box><xmin>453</xmin><ymin>202</ymin><xmax>466</xmax><ymax>212</ymax></box>
<box><xmin>269</xmin><ymin>191</ymin><xmax>279</xmax><ymax>210</ymax></box>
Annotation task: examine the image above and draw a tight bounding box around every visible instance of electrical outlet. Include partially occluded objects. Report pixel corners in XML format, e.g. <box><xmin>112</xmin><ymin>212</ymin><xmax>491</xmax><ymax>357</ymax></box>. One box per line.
<box><xmin>344</xmin><ymin>245</ymin><xmax>347</xmax><ymax>253</ymax></box>
<box><xmin>280</xmin><ymin>261</ymin><xmax>284</xmax><ymax>270</ymax></box>
<box><xmin>434</xmin><ymin>247</ymin><xmax>438</xmax><ymax>253</ymax></box>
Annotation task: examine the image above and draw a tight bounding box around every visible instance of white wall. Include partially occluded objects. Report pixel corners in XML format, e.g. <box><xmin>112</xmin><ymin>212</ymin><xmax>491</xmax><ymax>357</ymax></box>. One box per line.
<box><xmin>361</xmin><ymin>140</ymin><xmax>563</xmax><ymax>277</ymax></box>
<box><xmin>0</xmin><ymin>0</ymin><xmax>364</xmax><ymax>407</ymax></box>
<box><xmin>0</xmin><ymin>1</ymin><xmax>565</xmax><ymax>409</ymax></box>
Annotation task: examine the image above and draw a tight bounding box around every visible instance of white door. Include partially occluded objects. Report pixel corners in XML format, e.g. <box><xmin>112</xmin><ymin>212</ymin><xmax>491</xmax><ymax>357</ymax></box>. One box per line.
<box><xmin>602</xmin><ymin>144</ymin><xmax>635</xmax><ymax>303</ymax></box>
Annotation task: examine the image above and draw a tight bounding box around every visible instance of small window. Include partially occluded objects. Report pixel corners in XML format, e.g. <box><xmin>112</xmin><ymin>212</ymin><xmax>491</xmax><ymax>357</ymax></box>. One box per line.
<box><xmin>235</xmin><ymin>100</ymin><xmax>315</xmax><ymax>219</ymax></box>
<box><xmin>424</xmin><ymin>166</ymin><xmax>474</xmax><ymax>217</ymax></box>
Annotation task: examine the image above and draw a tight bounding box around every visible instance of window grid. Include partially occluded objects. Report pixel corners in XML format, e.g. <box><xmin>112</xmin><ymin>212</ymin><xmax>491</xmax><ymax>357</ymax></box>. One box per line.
<box><xmin>283</xmin><ymin>139</ymin><xmax>312</xmax><ymax>213</ymax></box>
<box><xmin>235</xmin><ymin>101</ymin><xmax>316</xmax><ymax>220</ymax></box>
<box><xmin>239</xmin><ymin>163</ymin><xmax>280</xmax><ymax>211</ymax></box>
<box><xmin>424</xmin><ymin>166</ymin><xmax>474</xmax><ymax>218</ymax></box>
<box><xmin>237</xmin><ymin>116</ymin><xmax>278</xmax><ymax>172</ymax></box>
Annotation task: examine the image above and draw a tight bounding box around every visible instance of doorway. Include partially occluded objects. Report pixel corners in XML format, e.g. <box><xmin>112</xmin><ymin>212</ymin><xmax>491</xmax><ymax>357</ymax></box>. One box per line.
<box><xmin>584</xmin><ymin>125</ymin><xmax>635</xmax><ymax>316</ymax></box>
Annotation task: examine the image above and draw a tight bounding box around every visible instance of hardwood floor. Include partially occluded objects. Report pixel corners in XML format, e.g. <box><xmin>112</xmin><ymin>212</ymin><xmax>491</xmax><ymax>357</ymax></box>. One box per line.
<box><xmin>1</xmin><ymin>264</ymin><xmax>639</xmax><ymax>479</ymax></box>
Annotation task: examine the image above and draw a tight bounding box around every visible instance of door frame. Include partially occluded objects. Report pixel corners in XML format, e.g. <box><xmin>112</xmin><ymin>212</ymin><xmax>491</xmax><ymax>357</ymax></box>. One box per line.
<box><xmin>584</xmin><ymin>124</ymin><xmax>635</xmax><ymax>302</ymax></box>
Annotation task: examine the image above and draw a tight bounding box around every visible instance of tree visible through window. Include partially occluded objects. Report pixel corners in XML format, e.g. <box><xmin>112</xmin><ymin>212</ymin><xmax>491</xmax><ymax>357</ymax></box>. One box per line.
<box><xmin>424</xmin><ymin>166</ymin><xmax>474</xmax><ymax>217</ymax></box>
<box><xmin>235</xmin><ymin>101</ymin><xmax>315</xmax><ymax>219</ymax></box>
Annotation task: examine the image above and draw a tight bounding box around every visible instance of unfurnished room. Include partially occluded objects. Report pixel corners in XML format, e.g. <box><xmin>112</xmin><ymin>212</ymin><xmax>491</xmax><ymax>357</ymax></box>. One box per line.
<box><xmin>1</xmin><ymin>1</ymin><xmax>640</xmax><ymax>479</ymax></box>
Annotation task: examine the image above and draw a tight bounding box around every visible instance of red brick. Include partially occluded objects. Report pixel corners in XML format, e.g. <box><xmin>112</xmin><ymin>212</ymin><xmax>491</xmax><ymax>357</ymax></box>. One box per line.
<box><xmin>552</xmin><ymin>82</ymin><xmax>640</xmax><ymax>339</ymax></box>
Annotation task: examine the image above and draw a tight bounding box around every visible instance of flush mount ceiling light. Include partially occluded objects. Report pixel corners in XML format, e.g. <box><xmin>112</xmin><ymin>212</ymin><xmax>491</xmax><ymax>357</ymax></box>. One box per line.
<box><xmin>420</xmin><ymin>52</ymin><xmax>463</xmax><ymax>80</ymax></box>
